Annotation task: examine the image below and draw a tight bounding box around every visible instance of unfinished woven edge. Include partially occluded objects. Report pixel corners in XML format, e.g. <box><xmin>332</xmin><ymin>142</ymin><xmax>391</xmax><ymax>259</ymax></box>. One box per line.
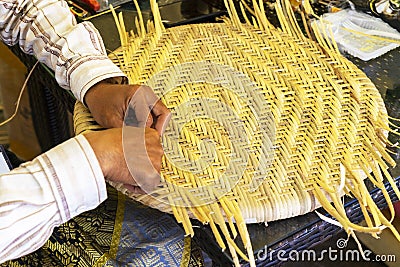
<box><xmin>72</xmin><ymin>0</ymin><xmax>400</xmax><ymax>266</ymax></box>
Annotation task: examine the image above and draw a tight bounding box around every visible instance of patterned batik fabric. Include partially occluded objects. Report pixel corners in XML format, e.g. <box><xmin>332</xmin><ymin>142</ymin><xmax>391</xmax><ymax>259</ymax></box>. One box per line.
<box><xmin>1</xmin><ymin>186</ymin><xmax>204</xmax><ymax>267</ymax></box>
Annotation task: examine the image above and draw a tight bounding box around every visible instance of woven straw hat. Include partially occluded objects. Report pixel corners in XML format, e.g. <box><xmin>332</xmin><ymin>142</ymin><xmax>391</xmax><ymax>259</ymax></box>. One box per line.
<box><xmin>73</xmin><ymin>0</ymin><xmax>399</xmax><ymax>265</ymax></box>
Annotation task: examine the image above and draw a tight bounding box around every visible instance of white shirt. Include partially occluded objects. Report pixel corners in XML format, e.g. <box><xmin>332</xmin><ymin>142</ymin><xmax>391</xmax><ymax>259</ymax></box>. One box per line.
<box><xmin>0</xmin><ymin>135</ymin><xmax>107</xmax><ymax>263</ymax></box>
<box><xmin>0</xmin><ymin>0</ymin><xmax>127</xmax><ymax>102</ymax></box>
<box><xmin>0</xmin><ymin>0</ymin><xmax>123</xmax><ymax>263</ymax></box>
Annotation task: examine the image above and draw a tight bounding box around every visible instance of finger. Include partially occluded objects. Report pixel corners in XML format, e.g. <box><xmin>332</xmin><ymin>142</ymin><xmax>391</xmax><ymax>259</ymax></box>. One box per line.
<box><xmin>123</xmin><ymin>126</ymin><xmax>163</xmax><ymax>193</ymax></box>
<box><xmin>145</xmin><ymin>131</ymin><xmax>164</xmax><ymax>172</ymax></box>
<box><xmin>150</xmin><ymin>100</ymin><xmax>171</xmax><ymax>135</ymax></box>
<box><xmin>146</xmin><ymin>115</ymin><xmax>154</xmax><ymax>129</ymax></box>
<box><xmin>128</xmin><ymin>95</ymin><xmax>152</xmax><ymax>128</ymax></box>
<box><xmin>123</xmin><ymin>184</ymin><xmax>146</xmax><ymax>194</ymax></box>
<box><xmin>127</xmin><ymin>86</ymin><xmax>158</xmax><ymax>128</ymax></box>
<box><xmin>153</xmin><ymin>109</ymin><xmax>172</xmax><ymax>136</ymax></box>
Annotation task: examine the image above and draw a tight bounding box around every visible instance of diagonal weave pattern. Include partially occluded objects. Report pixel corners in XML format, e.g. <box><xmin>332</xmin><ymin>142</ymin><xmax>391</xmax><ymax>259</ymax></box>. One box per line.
<box><xmin>74</xmin><ymin>0</ymin><xmax>399</xmax><ymax>265</ymax></box>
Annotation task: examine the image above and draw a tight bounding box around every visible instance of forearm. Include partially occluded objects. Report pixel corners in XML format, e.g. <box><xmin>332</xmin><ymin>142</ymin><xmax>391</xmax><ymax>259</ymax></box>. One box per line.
<box><xmin>0</xmin><ymin>0</ymin><xmax>126</xmax><ymax>102</ymax></box>
<box><xmin>0</xmin><ymin>135</ymin><xmax>107</xmax><ymax>263</ymax></box>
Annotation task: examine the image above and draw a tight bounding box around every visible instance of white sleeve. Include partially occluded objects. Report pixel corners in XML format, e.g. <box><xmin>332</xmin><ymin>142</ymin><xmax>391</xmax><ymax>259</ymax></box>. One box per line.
<box><xmin>0</xmin><ymin>135</ymin><xmax>107</xmax><ymax>264</ymax></box>
<box><xmin>0</xmin><ymin>0</ymin><xmax>127</xmax><ymax>102</ymax></box>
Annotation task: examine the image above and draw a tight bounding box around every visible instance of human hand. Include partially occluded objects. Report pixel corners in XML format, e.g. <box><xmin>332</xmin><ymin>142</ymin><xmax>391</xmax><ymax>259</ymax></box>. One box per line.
<box><xmin>84</xmin><ymin>127</ymin><xmax>164</xmax><ymax>194</ymax></box>
<box><xmin>84</xmin><ymin>82</ymin><xmax>171</xmax><ymax>134</ymax></box>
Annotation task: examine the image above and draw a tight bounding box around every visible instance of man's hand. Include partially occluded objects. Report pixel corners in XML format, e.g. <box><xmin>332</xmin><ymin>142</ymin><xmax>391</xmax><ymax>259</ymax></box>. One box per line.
<box><xmin>84</xmin><ymin>82</ymin><xmax>171</xmax><ymax>134</ymax></box>
<box><xmin>84</xmin><ymin>127</ymin><xmax>164</xmax><ymax>194</ymax></box>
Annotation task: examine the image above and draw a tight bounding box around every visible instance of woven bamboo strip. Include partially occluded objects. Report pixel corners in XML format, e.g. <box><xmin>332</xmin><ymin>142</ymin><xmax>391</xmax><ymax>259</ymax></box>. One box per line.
<box><xmin>73</xmin><ymin>0</ymin><xmax>399</xmax><ymax>265</ymax></box>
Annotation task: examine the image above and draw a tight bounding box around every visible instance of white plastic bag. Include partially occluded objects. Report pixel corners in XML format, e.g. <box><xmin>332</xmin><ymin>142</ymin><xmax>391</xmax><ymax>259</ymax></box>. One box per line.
<box><xmin>312</xmin><ymin>9</ymin><xmax>400</xmax><ymax>61</ymax></box>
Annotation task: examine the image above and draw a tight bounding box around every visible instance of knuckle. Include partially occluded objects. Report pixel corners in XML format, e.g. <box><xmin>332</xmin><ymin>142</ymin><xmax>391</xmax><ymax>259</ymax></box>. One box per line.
<box><xmin>150</xmin><ymin>174</ymin><xmax>161</xmax><ymax>186</ymax></box>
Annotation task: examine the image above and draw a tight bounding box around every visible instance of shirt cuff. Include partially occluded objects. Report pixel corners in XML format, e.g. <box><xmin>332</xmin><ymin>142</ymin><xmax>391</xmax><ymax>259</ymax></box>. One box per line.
<box><xmin>66</xmin><ymin>57</ymin><xmax>128</xmax><ymax>103</ymax></box>
<box><xmin>37</xmin><ymin>135</ymin><xmax>107</xmax><ymax>222</ymax></box>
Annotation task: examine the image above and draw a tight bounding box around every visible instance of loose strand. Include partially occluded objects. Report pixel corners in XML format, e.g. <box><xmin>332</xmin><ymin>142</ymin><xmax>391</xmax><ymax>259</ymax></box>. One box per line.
<box><xmin>0</xmin><ymin>61</ymin><xmax>39</xmax><ymax>127</ymax></box>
